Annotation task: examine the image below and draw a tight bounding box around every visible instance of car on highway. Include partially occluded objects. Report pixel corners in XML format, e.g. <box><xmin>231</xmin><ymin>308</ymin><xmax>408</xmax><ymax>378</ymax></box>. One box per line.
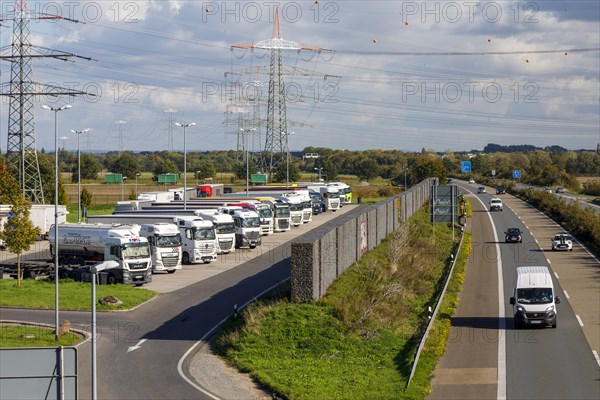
<box><xmin>477</xmin><ymin>186</ymin><xmax>486</xmax><ymax>194</ymax></box>
<box><xmin>555</xmin><ymin>187</ymin><xmax>565</xmax><ymax>193</ymax></box>
<box><xmin>593</xmin><ymin>198</ymin><xmax>600</xmax><ymax>205</ymax></box>
<box><xmin>469</xmin><ymin>178</ymin><xmax>475</xmax><ymax>184</ymax></box>
<box><xmin>505</xmin><ymin>228</ymin><xmax>523</xmax><ymax>243</ymax></box>
<box><xmin>551</xmin><ymin>233</ymin><xmax>573</xmax><ymax>251</ymax></box>
<box><xmin>543</xmin><ymin>187</ymin><xmax>552</xmax><ymax>193</ymax></box>
<box><xmin>496</xmin><ymin>187</ymin><xmax>506</xmax><ymax>195</ymax></box>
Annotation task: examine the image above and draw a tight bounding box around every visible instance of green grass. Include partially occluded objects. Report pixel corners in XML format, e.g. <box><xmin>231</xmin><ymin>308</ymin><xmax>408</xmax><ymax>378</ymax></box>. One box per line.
<box><xmin>0</xmin><ymin>325</ymin><xmax>83</xmax><ymax>347</ymax></box>
<box><xmin>213</xmin><ymin>206</ymin><xmax>460</xmax><ymax>399</ymax></box>
<box><xmin>0</xmin><ymin>279</ymin><xmax>157</xmax><ymax>311</ymax></box>
<box><xmin>66</xmin><ymin>204</ymin><xmax>115</xmax><ymax>223</ymax></box>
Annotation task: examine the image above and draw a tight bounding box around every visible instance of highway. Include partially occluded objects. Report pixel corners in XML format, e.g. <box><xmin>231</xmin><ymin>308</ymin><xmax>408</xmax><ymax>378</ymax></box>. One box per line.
<box><xmin>0</xmin><ymin>205</ymin><xmax>357</xmax><ymax>400</ymax></box>
<box><xmin>430</xmin><ymin>182</ymin><xmax>600</xmax><ymax>399</ymax></box>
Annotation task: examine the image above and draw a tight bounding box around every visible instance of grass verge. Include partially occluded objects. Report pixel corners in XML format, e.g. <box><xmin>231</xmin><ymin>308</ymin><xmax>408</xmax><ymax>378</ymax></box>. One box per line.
<box><xmin>212</xmin><ymin>206</ymin><xmax>462</xmax><ymax>399</ymax></box>
<box><xmin>0</xmin><ymin>279</ymin><xmax>157</xmax><ymax>311</ymax></box>
<box><xmin>0</xmin><ymin>324</ymin><xmax>83</xmax><ymax>347</ymax></box>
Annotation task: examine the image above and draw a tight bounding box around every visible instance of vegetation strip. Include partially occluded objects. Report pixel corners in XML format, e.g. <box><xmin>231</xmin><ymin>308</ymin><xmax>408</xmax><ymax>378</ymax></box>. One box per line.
<box><xmin>213</xmin><ymin>205</ymin><xmax>466</xmax><ymax>399</ymax></box>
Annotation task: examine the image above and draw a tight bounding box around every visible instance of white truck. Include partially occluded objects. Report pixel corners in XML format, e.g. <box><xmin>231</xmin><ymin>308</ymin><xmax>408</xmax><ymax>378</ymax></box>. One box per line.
<box><xmin>280</xmin><ymin>195</ymin><xmax>304</xmax><ymax>227</ymax></box>
<box><xmin>137</xmin><ymin>191</ymin><xmax>175</xmax><ymax>202</ymax></box>
<box><xmin>173</xmin><ymin>216</ymin><xmax>218</xmax><ymax>264</ymax></box>
<box><xmin>489</xmin><ymin>197</ymin><xmax>503</xmax><ymax>212</ymax></box>
<box><xmin>308</xmin><ymin>185</ymin><xmax>340</xmax><ymax>212</ymax></box>
<box><xmin>510</xmin><ymin>266</ymin><xmax>561</xmax><ymax>329</ymax></box>
<box><xmin>193</xmin><ymin>209</ymin><xmax>236</xmax><ymax>254</ymax></box>
<box><xmin>245</xmin><ymin>202</ymin><xmax>274</xmax><ymax>235</ymax></box>
<box><xmin>138</xmin><ymin>223</ymin><xmax>182</xmax><ymax>273</ymax></box>
<box><xmin>218</xmin><ymin>206</ymin><xmax>262</xmax><ymax>248</ymax></box>
<box><xmin>283</xmin><ymin>191</ymin><xmax>313</xmax><ymax>223</ymax></box>
<box><xmin>261</xmin><ymin>200</ymin><xmax>291</xmax><ymax>232</ymax></box>
<box><xmin>48</xmin><ymin>223</ymin><xmax>153</xmax><ymax>285</ymax></box>
<box><xmin>328</xmin><ymin>182</ymin><xmax>352</xmax><ymax>205</ymax></box>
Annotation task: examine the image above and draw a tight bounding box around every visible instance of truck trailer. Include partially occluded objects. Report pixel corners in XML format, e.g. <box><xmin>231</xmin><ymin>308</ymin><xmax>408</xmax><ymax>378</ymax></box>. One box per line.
<box><xmin>48</xmin><ymin>223</ymin><xmax>153</xmax><ymax>285</ymax></box>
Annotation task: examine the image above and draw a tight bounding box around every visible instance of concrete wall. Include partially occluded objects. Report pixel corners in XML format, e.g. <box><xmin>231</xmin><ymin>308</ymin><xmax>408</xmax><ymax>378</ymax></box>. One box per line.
<box><xmin>291</xmin><ymin>178</ymin><xmax>436</xmax><ymax>302</ymax></box>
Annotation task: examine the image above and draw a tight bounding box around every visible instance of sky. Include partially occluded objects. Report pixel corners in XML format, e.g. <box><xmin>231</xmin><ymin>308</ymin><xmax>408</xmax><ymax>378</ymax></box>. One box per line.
<box><xmin>1</xmin><ymin>0</ymin><xmax>599</xmax><ymax>153</ymax></box>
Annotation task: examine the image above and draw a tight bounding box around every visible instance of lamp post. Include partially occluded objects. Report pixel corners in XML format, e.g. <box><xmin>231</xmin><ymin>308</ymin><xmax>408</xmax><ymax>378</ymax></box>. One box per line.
<box><xmin>240</xmin><ymin>128</ymin><xmax>256</xmax><ymax>196</ymax></box>
<box><xmin>90</xmin><ymin>261</ymin><xmax>118</xmax><ymax>400</ymax></box>
<box><xmin>282</xmin><ymin>131</ymin><xmax>295</xmax><ymax>187</ymax></box>
<box><xmin>314</xmin><ymin>167</ymin><xmax>323</xmax><ymax>182</ymax></box>
<box><xmin>42</xmin><ymin>104</ymin><xmax>71</xmax><ymax>341</ymax></box>
<box><xmin>135</xmin><ymin>172</ymin><xmax>141</xmax><ymax>197</ymax></box>
<box><xmin>121</xmin><ymin>176</ymin><xmax>128</xmax><ymax>201</ymax></box>
<box><xmin>71</xmin><ymin>128</ymin><xmax>91</xmax><ymax>223</ymax></box>
<box><xmin>175</xmin><ymin>122</ymin><xmax>196</xmax><ymax>209</ymax></box>
<box><xmin>196</xmin><ymin>171</ymin><xmax>201</xmax><ymax>186</ymax></box>
<box><xmin>404</xmin><ymin>167</ymin><xmax>409</xmax><ymax>191</ymax></box>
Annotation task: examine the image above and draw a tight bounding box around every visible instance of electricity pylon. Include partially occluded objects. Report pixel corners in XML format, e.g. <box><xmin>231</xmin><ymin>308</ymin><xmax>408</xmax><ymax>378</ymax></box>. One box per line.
<box><xmin>0</xmin><ymin>0</ymin><xmax>92</xmax><ymax>203</ymax></box>
<box><xmin>230</xmin><ymin>7</ymin><xmax>333</xmax><ymax>174</ymax></box>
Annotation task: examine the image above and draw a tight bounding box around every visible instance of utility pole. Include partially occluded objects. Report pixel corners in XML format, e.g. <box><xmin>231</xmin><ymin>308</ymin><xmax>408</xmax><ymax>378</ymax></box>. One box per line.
<box><xmin>0</xmin><ymin>0</ymin><xmax>93</xmax><ymax>203</ymax></box>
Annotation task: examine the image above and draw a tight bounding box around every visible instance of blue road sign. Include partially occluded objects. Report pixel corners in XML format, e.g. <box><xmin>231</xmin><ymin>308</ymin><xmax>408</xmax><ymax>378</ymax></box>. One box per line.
<box><xmin>513</xmin><ymin>170</ymin><xmax>521</xmax><ymax>179</ymax></box>
<box><xmin>461</xmin><ymin>161</ymin><xmax>471</xmax><ymax>173</ymax></box>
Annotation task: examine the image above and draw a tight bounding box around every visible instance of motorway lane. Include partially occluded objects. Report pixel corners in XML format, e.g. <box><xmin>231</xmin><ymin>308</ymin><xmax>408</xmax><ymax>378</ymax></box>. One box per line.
<box><xmin>428</xmin><ymin>193</ymin><xmax>500</xmax><ymax>399</ymax></box>
<box><xmin>1</xmin><ymin>206</ymin><xmax>357</xmax><ymax>399</ymax></box>
<box><xmin>468</xmin><ymin>183</ymin><xmax>600</xmax><ymax>399</ymax></box>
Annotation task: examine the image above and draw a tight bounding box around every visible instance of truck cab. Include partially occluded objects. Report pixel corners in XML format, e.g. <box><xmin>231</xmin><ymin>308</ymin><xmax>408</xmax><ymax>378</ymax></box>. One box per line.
<box><xmin>139</xmin><ymin>223</ymin><xmax>182</xmax><ymax>273</ymax></box>
<box><xmin>280</xmin><ymin>195</ymin><xmax>304</xmax><ymax>227</ymax></box>
<box><xmin>219</xmin><ymin>206</ymin><xmax>262</xmax><ymax>248</ymax></box>
<box><xmin>174</xmin><ymin>217</ymin><xmax>218</xmax><ymax>264</ymax></box>
<box><xmin>194</xmin><ymin>209</ymin><xmax>236</xmax><ymax>254</ymax></box>
<box><xmin>245</xmin><ymin>202</ymin><xmax>274</xmax><ymax>235</ymax></box>
<box><xmin>489</xmin><ymin>197</ymin><xmax>503</xmax><ymax>212</ymax></box>
<box><xmin>261</xmin><ymin>200</ymin><xmax>291</xmax><ymax>232</ymax></box>
<box><xmin>510</xmin><ymin>266</ymin><xmax>560</xmax><ymax>328</ymax></box>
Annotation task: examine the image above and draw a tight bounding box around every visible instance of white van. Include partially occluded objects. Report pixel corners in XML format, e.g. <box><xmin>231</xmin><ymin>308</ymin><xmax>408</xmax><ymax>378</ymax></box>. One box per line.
<box><xmin>510</xmin><ymin>266</ymin><xmax>560</xmax><ymax>329</ymax></box>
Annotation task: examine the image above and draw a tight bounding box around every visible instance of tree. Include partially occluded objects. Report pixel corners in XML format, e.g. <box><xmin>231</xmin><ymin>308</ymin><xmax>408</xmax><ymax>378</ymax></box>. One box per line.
<box><xmin>410</xmin><ymin>154</ymin><xmax>448</xmax><ymax>184</ymax></box>
<box><xmin>354</xmin><ymin>157</ymin><xmax>379</xmax><ymax>181</ymax></box>
<box><xmin>272</xmin><ymin>161</ymin><xmax>301</xmax><ymax>183</ymax></box>
<box><xmin>0</xmin><ymin>162</ymin><xmax>41</xmax><ymax>287</ymax></box>
<box><xmin>70</xmin><ymin>153</ymin><xmax>102</xmax><ymax>182</ymax></box>
<box><xmin>111</xmin><ymin>152</ymin><xmax>141</xmax><ymax>179</ymax></box>
<box><xmin>80</xmin><ymin>187</ymin><xmax>93</xmax><ymax>209</ymax></box>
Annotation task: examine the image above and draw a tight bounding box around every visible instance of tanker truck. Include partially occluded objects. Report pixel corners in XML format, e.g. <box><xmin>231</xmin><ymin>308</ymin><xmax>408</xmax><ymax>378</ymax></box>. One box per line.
<box><xmin>48</xmin><ymin>223</ymin><xmax>153</xmax><ymax>286</ymax></box>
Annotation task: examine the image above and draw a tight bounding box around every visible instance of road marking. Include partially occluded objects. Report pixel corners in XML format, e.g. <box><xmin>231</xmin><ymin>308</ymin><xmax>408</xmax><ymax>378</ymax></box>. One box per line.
<box><xmin>127</xmin><ymin>338</ymin><xmax>147</xmax><ymax>353</ymax></box>
<box><xmin>576</xmin><ymin>315</ymin><xmax>584</xmax><ymax>327</ymax></box>
<box><xmin>534</xmin><ymin>239</ymin><xmax>538</xmax><ymax>244</ymax></box>
<box><xmin>471</xmin><ymin>193</ymin><xmax>506</xmax><ymax>400</ymax></box>
<box><xmin>547</xmin><ymin>259</ymin><xmax>551</xmax><ymax>264</ymax></box>
<box><xmin>553</xmin><ymin>272</ymin><xmax>559</xmax><ymax>279</ymax></box>
<box><xmin>177</xmin><ymin>278</ymin><xmax>291</xmax><ymax>400</ymax></box>
<box><xmin>563</xmin><ymin>290</ymin><xmax>570</xmax><ymax>299</ymax></box>
<box><xmin>593</xmin><ymin>351</ymin><xmax>600</xmax><ymax>367</ymax></box>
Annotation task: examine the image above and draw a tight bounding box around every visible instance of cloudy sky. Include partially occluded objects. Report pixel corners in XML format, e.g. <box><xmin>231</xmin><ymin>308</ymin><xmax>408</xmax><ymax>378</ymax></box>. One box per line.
<box><xmin>1</xmin><ymin>0</ymin><xmax>599</xmax><ymax>153</ymax></box>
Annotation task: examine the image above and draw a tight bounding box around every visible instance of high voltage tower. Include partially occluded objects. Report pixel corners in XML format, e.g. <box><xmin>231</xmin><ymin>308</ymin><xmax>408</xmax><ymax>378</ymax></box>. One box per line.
<box><xmin>0</xmin><ymin>0</ymin><xmax>92</xmax><ymax>203</ymax></box>
<box><xmin>228</xmin><ymin>7</ymin><xmax>335</xmax><ymax>174</ymax></box>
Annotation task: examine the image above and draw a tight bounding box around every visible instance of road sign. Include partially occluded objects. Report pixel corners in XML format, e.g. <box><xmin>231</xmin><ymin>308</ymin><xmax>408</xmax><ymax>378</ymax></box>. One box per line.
<box><xmin>491</xmin><ymin>169</ymin><xmax>496</xmax><ymax>177</ymax></box>
<box><xmin>512</xmin><ymin>170</ymin><xmax>521</xmax><ymax>179</ymax></box>
<box><xmin>430</xmin><ymin>185</ymin><xmax>459</xmax><ymax>223</ymax></box>
<box><xmin>461</xmin><ymin>161</ymin><xmax>471</xmax><ymax>173</ymax></box>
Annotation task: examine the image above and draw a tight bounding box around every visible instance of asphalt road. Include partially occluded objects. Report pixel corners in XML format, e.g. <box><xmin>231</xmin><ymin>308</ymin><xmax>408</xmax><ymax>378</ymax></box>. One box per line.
<box><xmin>429</xmin><ymin>182</ymin><xmax>600</xmax><ymax>400</ymax></box>
<box><xmin>0</xmin><ymin>205</ymin><xmax>357</xmax><ymax>400</ymax></box>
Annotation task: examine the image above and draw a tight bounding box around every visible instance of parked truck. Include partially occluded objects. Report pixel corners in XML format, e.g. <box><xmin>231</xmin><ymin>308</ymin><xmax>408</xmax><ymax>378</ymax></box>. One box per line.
<box><xmin>138</xmin><ymin>223</ymin><xmax>182</xmax><ymax>273</ymax></box>
<box><xmin>244</xmin><ymin>202</ymin><xmax>274</xmax><ymax>235</ymax></box>
<box><xmin>1</xmin><ymin>204</ymin><xmax>69</xmax><ymax>241</ymax></box>
<box><xmin>137</xmin><ymin>191</ymin><xmax>175</xmax><ymax>202</ymax></box>
<box><xmin>173</xmin><ymin>216</ymin><xmax>218</xmax><ymax>264</ymax></box>
<box><xmin>262</xmin><ymin>200</ymin><xmax>292</xmax><ymax>232</ymax></box>
<box><xmin>307</xmin><ymin>185</ymin><xmax>340</xmax><ymax>211</ymax></box>
<box><xmin>48</xmin><ymin>223</ymin><xmax>153</xmax><ymax>285</ymax></box>
<box><xmin>218</xmin><ymin>206</ymin><xmax>262</xmax><ymax>248</ymax></box>
<box><xmin>193</xmin><ymin>209</ymin><xmax>236</xmax><ymax>254</ymax></box>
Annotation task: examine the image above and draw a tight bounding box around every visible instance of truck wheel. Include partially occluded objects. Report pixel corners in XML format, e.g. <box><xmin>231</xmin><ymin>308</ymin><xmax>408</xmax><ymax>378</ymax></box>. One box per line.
<box><xmin>58</xmin><ymin>256</ymin><xmax>67</xmax><ymax>266</ymax></box>
<box><xmin>59</xmin><ymin>270</ymin><xmax>71</xmax><ymax>279</ymax></box>
<box><xmin>76</xmin><ymin>257</ymin><xmax>86</xmax><ymax>266</ymax></box>
<box><xmin>182</xmin><ymin>253</ymin><xmax>190</xmax><ymax>265</ymax></box>
<box><xmin>24</xmin><ymin>269</ymin><xmax>37</xmax><ymax>279</ymax></box>
<box><xmin>552</xmin><ymin>320</ymin><xmax>557</xmax><ymax>329</ymax></box>
<box><xmin>107</xmin><ymin>274</ymin><xmax>117</xmax><ymax>285</ymax></box>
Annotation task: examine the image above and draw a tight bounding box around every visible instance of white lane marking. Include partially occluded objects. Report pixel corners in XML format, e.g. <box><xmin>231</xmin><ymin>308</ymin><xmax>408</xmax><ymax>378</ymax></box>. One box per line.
<box><xmin>127</xmin><ymin>338</ymin><xmax>147</xmax><ymax>353</ymax></box>
<box><xmin>177</xmin><ymin>278</ymin><xmax>291</xmax><ymax>400</ymax></box>
<box><xmin>553</xmin><ymin>272</ymin><xmax>559</xmax><ymax>279</ymax></box>
<box><xmin>471</xmin><ymin>194</ymin><xmax>506</xmax><ymax>400</ymax></box>
<box><xmin>576</xmin><ymin>315</ymin><xmax>584</xmax><ymax>327</ymax></box>
<box><xmin>534</xmin><ymin>239</ymin><xmax>538</xmax><ymax>244</ymax></box>
<box><xmin>563</xmin><ymin>290</ymin><xmax>570</xmax><ymax>299</ymax></box>
<box><xmin>547</xmin><ymin>259</ymin><xmax>552</xmax><ymax>264</ymax></box>
<box><xmin>593</xmin><ymin>351</ymin><xmax>600</xmax><ymax>368</ymax></box>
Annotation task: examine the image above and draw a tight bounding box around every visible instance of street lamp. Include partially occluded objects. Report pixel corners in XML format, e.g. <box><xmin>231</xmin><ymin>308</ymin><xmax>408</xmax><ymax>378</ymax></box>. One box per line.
<box><xmin>240</xmin><ymin>128</ymin><xmax>256</xmax><ymax>196</ymax></box>
<box><xmin>42</xmin><ymin>104</ymin><xmax>71</xmax><ymax>341</ymax></box>
<box><xmin>90</xmin><ymin>261</ymin><xmax>118</xmax><ymax>400</ymax></box>
<box><xmin>135</xmin><ymin>172</ymin><xmax>141</xmax><ymax>197</ymax></box>
<box><xmin>314</xmin><ymin>167</ymin><xmax>323</xmax><ymax>182</ymax></box>
<box><xmin>404</xmin><ymin>167</ymin><xmax>409</xmax><ymax>191</ymax></box>
<box><xmin>175</xmin><ymin>122</ymin><xmax>196</xmax><ymax>209</ymax></box>
<box><xmin>282</xmin><ymin>131</ymin><xmax>295</xmax><ymax>187</ymax></box>
<box><xmin>71</xmin><ymin>128</ymin><xmax>92</xmax><ymax>223</ymax></box>
<box><xmin>195</xmin><ymin>171</ymin><xmax>201</xmax><ymax>186</ymax></box>
<box><xmin>121</xmin><ymin>176</ymin><xmax>128</xmax><ymax>201</ymax></box>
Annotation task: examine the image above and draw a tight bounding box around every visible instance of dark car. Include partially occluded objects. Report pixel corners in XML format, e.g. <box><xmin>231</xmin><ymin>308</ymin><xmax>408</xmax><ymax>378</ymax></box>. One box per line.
<box><xmin>496</xmin><ymin>187</ymin><xmax>506</xmax><ymax>195</ymax></box>
<box><xmin>310</xmin><ymin>193</ymin><xmax>325</xmax><ymax>214</ymax></box>
<box><xmin>593</xmin><ymin>198</ymin><xmax>600</xmax><ymax>205</ymax></box>
<box><xmin>505</xmin><ymin>228</ymin><xmax>522</xmax><ymax>243</ymax></box>
<box><xmin>555</xmin><ymin>187</ymin><xmax>565</xmax><ymax>193</ymax></box>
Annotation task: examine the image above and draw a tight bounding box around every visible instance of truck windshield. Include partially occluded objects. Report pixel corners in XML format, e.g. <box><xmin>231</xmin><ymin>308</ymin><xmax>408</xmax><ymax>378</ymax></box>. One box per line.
<box><xmin>275</xmin><ymin>207</ymin><xmax>290</xmax><ymax>218</ymax></box>
<box><xmin>242</xmin><ymin>217</ymin><xmax>260</xmax><ymax>228</ymax></box>
<box><xmin>193</xmin><ymin>228</ymin><xmax>216</xmax><ymax>240</ymax></box>
<box><xmin>302</xmin><ymin>201</ymin><xmax>312</xmax><ymax>209</ymax></box>
<box><xmin>122</xmin><ymin>242</ymin><xmax>151</xmax><ymax>258</ymax></box>
<box><xmin>516</xmin><ymin>288</ymin><xmax>553</xmax><ymax>304</ymax></box>
<box><xmin>155</xmin><ymin>234</ymin><xmax>181</xmax><ymax>247</ymax></box>
<box><xmin>257</xmin><ymin>208</ymin><xmax>273</xmax><ymax>218</ymax></box>
<box><xmin>328</xmin><ymin>192</ymin><xmax>340</xmax><ymax>198</ymax></box>
<box><xmin>289</xmin><ymin>203</ymin><xmax>303</xmax><ymax>212</ymax></box>
<box><xmin>216</xmin><ymin>222</ymin><xmax>235</xmax><ymax>234</ymax></box>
